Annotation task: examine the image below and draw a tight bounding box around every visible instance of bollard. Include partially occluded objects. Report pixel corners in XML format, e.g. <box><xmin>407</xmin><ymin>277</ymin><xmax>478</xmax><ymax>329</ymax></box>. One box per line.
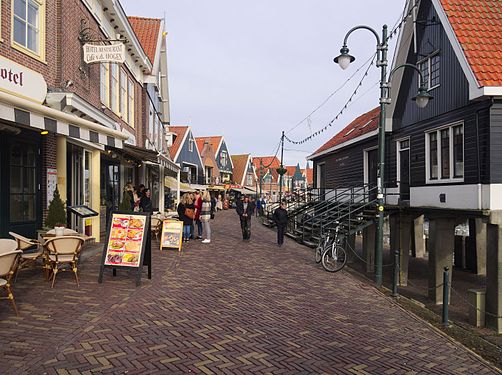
<box><xmin>392</xmin><ymin>250</ymin><xmax>399</xmax><ymax>297</ymax></box>
<box><xmin>442</xmin><ymin>267</ymin><xmax>449</xmax><ymax>327</ymax></box>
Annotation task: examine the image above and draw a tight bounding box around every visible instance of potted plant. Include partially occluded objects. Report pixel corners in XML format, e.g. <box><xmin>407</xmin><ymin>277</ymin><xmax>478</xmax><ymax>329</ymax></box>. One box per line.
<box><xmin>45</xmin><ymin>188</ymin><xmax>67</xmax><ymax>235</ymax></box>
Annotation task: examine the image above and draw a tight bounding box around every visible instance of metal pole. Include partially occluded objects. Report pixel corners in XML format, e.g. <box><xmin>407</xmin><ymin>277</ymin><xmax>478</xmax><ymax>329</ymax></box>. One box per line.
<box><xmin>442</xmin><ymin>266</ymin><xmax>450</xmax><ymax>327</ymax></box>
<box><xmin>392</xmin><ymin>249</ymin><xmax>399</xmax><ymax>297</ymax></box>
<box><xmin>259</xmin><ymin>159</ymin><xmax>263</xmax><ymax>198</ymax></box>
<box><xmin>279</xmin><ymin>130</ymin><xmax>285</xmax><ymax>201</ymax></box>
<box><xmin>375</xmin><ymin>25</ymin><xmax>388</xmax><ymax>288</ymax></box>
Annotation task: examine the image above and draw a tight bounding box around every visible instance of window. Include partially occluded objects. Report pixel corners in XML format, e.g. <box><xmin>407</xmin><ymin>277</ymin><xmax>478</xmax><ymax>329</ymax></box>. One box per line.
<box><xmin>83</xmin><ymin>150</ymin><xmax>91</xmax><ymax>206</ymax></box>
<box><xmin>453</xmin><ymin>125</ymin><xmax>464</xmax><ymax>178</ymax></box>
<box><xmin>220</xmin><ymin>151</ymin><xmax>227</xmax><ymax>167</ymax></box>
<box><xmin>188</xmin><ymin>136</ymin><xmax>194</xmax><ymax>152</ymax></box>
<box><xmin>110</xmin><ymin>63</ymin><xmax>119</xmax><ymax>114</ymax></box>
<box><xmin>128</xmin><ymin>78</ymin><xmax>135</xmax><ymax>127</ymax></box>
<box><xmin>100</xmin><ymin>63</ymin><xmax>110</xmax><ymax>107</ymax></box>
<box><xmin>426</xmin><ymin>123</ymin><xmax>464</xmax><ymax>183</ymax></box>
<box><xmin>120</xmin><ymin>68</ymin><xmax>128</xmax><ymax>121</ymax></box>
<box><xmin>13</xmin><ymin>0</ymin><xmax>45</xmax><ymax>58</ymax></box>
<box><xmin>429</xmin><ymin>132</ymin><xmax>438</xmax><ymax>180</ymax></box>
<box><xmin>418</xmin><ymin>52</ymin><xmax>440</xmax><ymax>90</ymax></box>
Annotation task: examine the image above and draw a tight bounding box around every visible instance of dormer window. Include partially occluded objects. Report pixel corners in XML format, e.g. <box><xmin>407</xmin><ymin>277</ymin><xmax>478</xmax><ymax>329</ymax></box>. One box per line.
<box><xmin>418</xmin><ymin>51</ymin><xmax>440</xmax><ymax>91</ymax></box>
<box><xmin>344</xmin><ymin>128</ymin><xmax>355</xmax><ymax>137</ymax></box>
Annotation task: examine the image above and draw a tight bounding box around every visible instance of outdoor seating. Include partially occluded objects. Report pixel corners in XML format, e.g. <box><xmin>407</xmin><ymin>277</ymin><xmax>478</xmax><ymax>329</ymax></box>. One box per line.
<box><xmin>151</xmin><ymin>217</ymin><xmax>163</xmax><ymax>240</ymax></box>
<box><xmin>44</xmin><ymin>236</ymin><xmax>84</xmax><ymax>288</ymax></box>
<box><xmin>0</xmin><ymin>239</ymin><xmax>18</xmax><ymax>255</ymax></box>
<box><xmin>0</xmin><ymin>249</ymin><xmax>22</xmax><ymax>315</ymax></box>
<box><xmin>46</xmin><ymin>228</ymin><xmax>79</xmax><ymax>236</ymax></box>
<box><xmin>9</xmin><ymin>232</ymin><xmax>44</xmax><ymax>278</ymax></box>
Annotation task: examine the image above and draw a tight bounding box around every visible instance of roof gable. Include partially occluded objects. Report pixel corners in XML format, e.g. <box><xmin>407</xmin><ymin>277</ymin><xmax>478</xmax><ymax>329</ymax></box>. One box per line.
<box><xmin>231</xmin><ymin>154</ymin><xmax>250</xmax><ymax>186</ymax></box>
<box><xmin>168</xmin><ymin>126</ymin><xmax>188</xmax><ymax>161</ymax></box>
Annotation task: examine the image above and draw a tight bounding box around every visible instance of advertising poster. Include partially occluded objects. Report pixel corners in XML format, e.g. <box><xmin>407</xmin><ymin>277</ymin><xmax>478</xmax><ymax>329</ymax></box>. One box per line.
<box><xmin>104</xmin><ymin>214</ymin><xmax>147</xmax><ymax>267</ymax></box>
<box><xmin>160</xmin><ymin>220</ymin><xmax>183</xmax><ymax>251</ymax></box>
<box><xmin>47</xmin><ymin>168</ymin><xmax>58</xmax><ymax>208</ymax></box>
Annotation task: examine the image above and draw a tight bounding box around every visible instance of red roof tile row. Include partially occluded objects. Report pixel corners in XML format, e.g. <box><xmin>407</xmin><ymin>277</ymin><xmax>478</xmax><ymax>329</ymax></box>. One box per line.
<box><xmin>128</xmin><ymin>16</ymin><xmax>162</xmax><ymax>65</ymax></box>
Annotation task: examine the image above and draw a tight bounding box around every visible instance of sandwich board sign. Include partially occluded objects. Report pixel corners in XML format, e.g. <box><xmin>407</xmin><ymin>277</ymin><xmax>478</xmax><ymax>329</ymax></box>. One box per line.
<box><xmin>98</xmin><ymin>211</ymin><xmax>151</xmax><ymax>286</ymax></box>
<box><xmin>160</xmin><ymin>219</ymin><xmax>183</xmax><ymax>251</ymax></box>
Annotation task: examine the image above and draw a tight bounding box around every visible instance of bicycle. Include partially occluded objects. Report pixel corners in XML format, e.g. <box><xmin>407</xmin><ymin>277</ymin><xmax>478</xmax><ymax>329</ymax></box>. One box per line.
<box><xmin>314</xmin><ymin>231</ymin><xmax>332</xmax><ymax>263</ymax></box>
<box><xmin>321</xmin><ymin>222</ymin><xmax>347</xmax><ymax>272</ymax></box>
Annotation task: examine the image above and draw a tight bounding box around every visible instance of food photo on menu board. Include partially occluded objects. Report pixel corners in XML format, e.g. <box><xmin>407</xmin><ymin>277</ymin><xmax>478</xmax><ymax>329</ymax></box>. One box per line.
<box><xmin>104</xmin><ymin>214</ymin><xmax>146</xmax><ymax>267</ymax></box>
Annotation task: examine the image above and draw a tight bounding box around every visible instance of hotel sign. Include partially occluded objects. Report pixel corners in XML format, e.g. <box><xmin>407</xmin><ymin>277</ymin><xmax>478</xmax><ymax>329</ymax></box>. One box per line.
<box><xmin>0</xmin><ymin>55</ymin><xmax>47</xmax><ymax>104</ymax></box>
<box><xmin>83</xmin><ymin>43</ymin><xmax>125</xmax><ymax>64</ymax></box>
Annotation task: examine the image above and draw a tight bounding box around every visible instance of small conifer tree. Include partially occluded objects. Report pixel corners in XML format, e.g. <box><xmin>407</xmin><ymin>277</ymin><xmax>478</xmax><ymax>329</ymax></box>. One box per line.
<box><xmin>45</xmin><ymin>188</ymin><xmax>67</xmax><ymax>228</ymax></box>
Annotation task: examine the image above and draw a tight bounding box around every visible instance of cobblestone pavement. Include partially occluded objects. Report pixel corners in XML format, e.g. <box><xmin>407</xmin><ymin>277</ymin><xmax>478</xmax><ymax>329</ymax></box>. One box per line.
<box><xmin>1</xmin><ymin>211</ymin><xmax>500</xmax><ymax>374</ymax></box>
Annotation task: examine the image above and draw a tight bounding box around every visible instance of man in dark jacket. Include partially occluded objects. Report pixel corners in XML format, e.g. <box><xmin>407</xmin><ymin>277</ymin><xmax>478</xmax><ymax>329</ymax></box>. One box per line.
<box><xmin>236</xmin><ymin>195</ymin><xmax>254</xmax><ymax>240</ymax></box>
<box><xmin>273</xmin><ymin>201</ymin><xmax>288</xmax><ymax>247</ymax></box>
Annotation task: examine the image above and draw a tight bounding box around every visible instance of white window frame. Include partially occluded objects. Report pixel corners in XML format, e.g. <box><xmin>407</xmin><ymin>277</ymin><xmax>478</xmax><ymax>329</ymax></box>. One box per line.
<box><xmin>316</xmin><ymin>162</ymin><xmax>325</xmax><ymax>188</ymax></box>
<box><xmin>100</xmin><ymin>63</ymin><xmax>110</xmax><ymax>107</ymax></box>
<box><xmin>363</xmin><ymin>146</ymin><xmax>377</xmax><ymax>185</ymax></box>
<box><xmin>188</xmin><ymin>136</ymin><xmax>194</xmax><ymax>152</ymax></box>
<box><xmin>425</xmin><ymin>121</ymin><xmax>464</xmax><ymax>184</ymax></box>
<box><xmin>396</xmin><ymin>137</ymin><xmax>410</xmax><ymax>192</ymax></box>
<box><xmin>120</xmin><ymin>68</ymin><xmax>128</xmax><ymax>122</ymax></box>
<box><xmin>220</xmin><ymin>151</ymin><xmax>227</xmax><ymax>167</ymax></box>
<box><xmin>128</xmin><ymin>78</ymin><xmax>135</xmax><ymax>128</ymax></box>
<box><xmin>110</xmin><ymin>63</ymin><xmax>119</xmax><ymax>114</ymax></box>
<box><xmin>12</xmin><ymin>0</ymin><xmax>46</xmax><ymax>60</ymax></box>
<box><xmin>418</xmin><ymin>50</ymin><xmax>440</xmax><ymax>91</ymax></box>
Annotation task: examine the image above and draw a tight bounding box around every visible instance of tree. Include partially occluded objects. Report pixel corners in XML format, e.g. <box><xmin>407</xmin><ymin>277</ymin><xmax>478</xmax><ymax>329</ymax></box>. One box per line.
<box><xmin>45</xmin><ymin>188</ymin><xmax>67</xmax><ymax>228</ymax></box>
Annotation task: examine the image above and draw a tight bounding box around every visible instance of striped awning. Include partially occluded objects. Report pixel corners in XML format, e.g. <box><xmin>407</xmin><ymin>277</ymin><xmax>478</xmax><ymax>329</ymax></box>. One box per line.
<box><xmin>0</xmin><ymin>91</ymin><xmax>127</xmax><ymax>148</ymax></box>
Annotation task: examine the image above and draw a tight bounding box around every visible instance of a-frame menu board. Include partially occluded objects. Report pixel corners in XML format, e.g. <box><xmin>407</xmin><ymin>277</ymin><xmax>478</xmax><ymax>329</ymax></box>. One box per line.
<box><xmin>98</xmin><ymin>211</ymin><xmax>152</xmax><ymax>286</ymax></box>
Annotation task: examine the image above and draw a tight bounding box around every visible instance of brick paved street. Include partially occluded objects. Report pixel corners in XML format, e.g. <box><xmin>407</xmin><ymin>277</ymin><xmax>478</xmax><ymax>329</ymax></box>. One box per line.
<box><xmin>1</xmin><ymin>211</ymin><xmax>500</xmax><ymax>374</ymax></box>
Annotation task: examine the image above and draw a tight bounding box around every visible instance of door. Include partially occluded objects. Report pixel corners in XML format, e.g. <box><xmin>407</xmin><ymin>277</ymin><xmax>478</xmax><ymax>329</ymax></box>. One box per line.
<box><xmin>367</xmin><ymin>149</ymin><xmax>378</xmax><ymax>201</ymax></box>
<box><xmin>318</xmin><ymin>163</ymin><xmax>326</xmax><ymax>201</ymax></box>
<box><xmin>8</xmin><ymin>139</ymin><xmax>41</xmax><ymax>237</ymax></box>
<box><xmin>67</xmin><ymin>144</ymin><xmax>84</xmax><ymax>230</ymax></box>
<box><xmin>399</xmin><ymin>140</ymin><xmax>410</xmax><ymax>201</ymax></box>
<box><xmin>101</xmin><ymin>160</ymin><xmax>120</xmax><ymax>226</ymax></box>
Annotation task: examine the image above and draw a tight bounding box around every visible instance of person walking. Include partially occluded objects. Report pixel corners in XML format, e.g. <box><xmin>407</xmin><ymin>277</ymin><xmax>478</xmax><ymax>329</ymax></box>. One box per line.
<box><xmin>200</xmin><ymin>191</ymin><xmax>212</xmax><ymax>244</ymax></box>
<box><xmin>236</xmin><ymin>195</ymin><xmax>253</xmax><ymax>240</ymax></box>
<box><xmin>177</xmin><ymin>193</ymin><xmax>194</xmax><ymax>242</ymax></box>
<box><xmin>194</xmin><ymin>191</ymin><xmax>203</xmax><ymax>239</ymax></box>
<box><xmin>216</xmin><ymin>194</ymin><xmax>223</xmax><ymax>211</ymax></box>
<box><xmin>273</xmin><ymin>200</ymin><xmax>288</xmax><ymax>247</ymax></box>
<box><xmin>255</xmin><ymin>196</ymin><xmax>262</xmax><ymax>217</ymax></box>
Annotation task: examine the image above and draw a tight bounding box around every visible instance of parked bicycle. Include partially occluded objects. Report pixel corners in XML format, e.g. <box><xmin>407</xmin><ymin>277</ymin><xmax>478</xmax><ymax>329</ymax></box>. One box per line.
<box><xmin>319</xmin><ymin>222</ymin><xmax>347</xmax><ymax>272</ymax></box>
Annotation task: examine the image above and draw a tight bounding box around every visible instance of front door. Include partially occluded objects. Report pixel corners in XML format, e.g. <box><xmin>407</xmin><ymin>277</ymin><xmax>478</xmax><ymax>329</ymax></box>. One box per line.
<box><xmin>101</xmin><ymin>159</ymin><xmax>120</xmax><ymax>226</ymax></box>
<box><xmin>318</xmin><ymin>163</ymin><xmax>326</xmax><ymax>201</ymax></box>
<box><xmin>399</xmin><ymin>140</ymin><xmax>410</xmax><ymax>201</ymax></box>
<box><xmin>367</xmin><ymin>149</ymin><xmax>378</xmax><ymax>201</ymax></box>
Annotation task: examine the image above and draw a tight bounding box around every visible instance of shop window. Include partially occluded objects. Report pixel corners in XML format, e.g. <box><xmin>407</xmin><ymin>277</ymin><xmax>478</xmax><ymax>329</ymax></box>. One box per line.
<box><xmin>110</xmin><ymin>63</ymin><xmax>119</xmax><ymax>114</ymax></box>
<box><xmin>426</xmin><ymin>123</ymin><xmax>464</xmax><ymax>183</ymax></box>
<box><xmin>12</xmin><ymin>0</ymin><xmax>45</xmax><ymax>60</ymax></box>
<box><xmin>83</xmin><ymin>150</ymin><xmax>91</xmax><ymax>206</ymax></box>
<box><xmin>100</xmin><ymin>63</ymin><xmax>110</xmax><ymax>107</ymax></box>
<box><xmin>120</xmin><ymin>68</ymin><xmax>128</xmax><ymax>121</ymax></box>
<box><xmin>128</xmin><ymin>78</ymin><xmax>135</xmax><ymax>127</ymax></box>
<box><xmin>418</xmin><ymin>51</ymin><xmax>440</xmax><ymax>91</ymax></box>
<box><xmin>10</xmin><ymin>144</ymin><xmax>37</xmax><ymax>222</ymax></box>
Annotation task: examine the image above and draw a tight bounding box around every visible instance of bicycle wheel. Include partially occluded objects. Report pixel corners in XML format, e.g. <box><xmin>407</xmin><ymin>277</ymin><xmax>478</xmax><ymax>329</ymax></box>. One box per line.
<box><xmin>321</xmin><ymin>245</ymin><xmax>347</xmax><ymax>272</ymax></box>
<box><xmin>314</xmin><ymin>245</ymin><xmax>323</xmax><ymax>263</ymax></box>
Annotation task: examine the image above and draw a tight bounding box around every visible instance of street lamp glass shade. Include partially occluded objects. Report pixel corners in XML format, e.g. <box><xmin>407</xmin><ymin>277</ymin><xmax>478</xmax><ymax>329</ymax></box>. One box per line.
<box><xmin>333</xmin><ymin>46</ymin><xmax>355</xmax><ymax>70</ymax></box>
<box><xmin>412</xmin><ymin>87</ymin><xmax>433</xmax><ymax>108</ymax></box>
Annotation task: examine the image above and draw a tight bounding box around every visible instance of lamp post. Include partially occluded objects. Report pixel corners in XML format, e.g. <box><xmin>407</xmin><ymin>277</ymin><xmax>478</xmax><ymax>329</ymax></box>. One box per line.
<box><xmin>334</xmin><ymin>24</ymin><xmax>432</xmax><ymax>288</ymax></box>
<box><xmin>278</xmin><ymin>130</ymin><xmax>286</xmax><ymax>202</ymax></box>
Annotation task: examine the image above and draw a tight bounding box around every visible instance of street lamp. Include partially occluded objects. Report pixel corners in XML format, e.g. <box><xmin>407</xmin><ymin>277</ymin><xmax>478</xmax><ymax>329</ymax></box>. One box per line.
<box><xmin>334</xmin><ymin>25</ymin><xmax>432</xmax><ymax>288</ymax></box>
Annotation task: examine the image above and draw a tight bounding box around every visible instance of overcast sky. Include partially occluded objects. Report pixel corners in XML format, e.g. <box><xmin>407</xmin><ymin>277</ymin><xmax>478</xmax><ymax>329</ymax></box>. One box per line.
<box><xmin>121</xmin><ymin>0</ymin><xmax>407</xmax><ymax>167</ymax></box>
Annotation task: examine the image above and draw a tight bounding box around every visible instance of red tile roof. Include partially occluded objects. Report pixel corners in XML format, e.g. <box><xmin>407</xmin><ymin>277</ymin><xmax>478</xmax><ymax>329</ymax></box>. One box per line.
<box><xmin>231</xmin><ymin>154</ymin><xmax>250</xmax><ymax>186</ymax></box>
<box><xmin>313</xmin><ymin>107</ymin><xmax>380</xmax><ymax>156</ymax></box>
<box><xmin>252</xmin><ymin>156</ymin><xmax>281</xmax><ymax>171</ymax></box>
<box><xmin>196</xmin><ymin>139</ymin><xmax>205</xmax><ymax>154</ymax></box>
<box><xmin>303</xmin><ymin>167</ymin><xmax>314</xmax><ymax>185</ymax></box>
<box><xmin>128</xmin><ymin>16</ymin><xmax>162</xmax><ymax>65</ymax></box>
<box><xmin>195</xmin><ymin>137</ymin><xmax>223</xmax><ymax>157</ymax></box>
<box><xmin>440</xmin><ymin>0</ymin><xmax>502</xmax><ymax>87</ymax></box>
<box><xmin>285</xmin><ymin>166</ymin><xmax>297</xmax><ymax>176</ymax></box>
<box><xmin>168</xmin><ymin>126</ymin><xmax>189</xmax><ymax>160</ymax></box>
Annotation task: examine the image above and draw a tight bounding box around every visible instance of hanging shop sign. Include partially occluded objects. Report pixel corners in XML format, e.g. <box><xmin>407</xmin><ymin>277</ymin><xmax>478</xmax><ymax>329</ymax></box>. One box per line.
<box><xmin>83</xmin><ymin>43</ymin><xmax>125</xmax><ymax>64</ymax></box>
<box><xmin>98</xmin><ymin>212</ymin><xmax>152</xmax><ymax>286</ymax></box>
<box><xmin>0</xmin><ymin>55</ymin><xmax>47</xmax><ymax>104</ymax></box>
<box><xmin>160</xmin><ymin>220</ymin><xmax>183</xmax><ymax>251</ymax></box>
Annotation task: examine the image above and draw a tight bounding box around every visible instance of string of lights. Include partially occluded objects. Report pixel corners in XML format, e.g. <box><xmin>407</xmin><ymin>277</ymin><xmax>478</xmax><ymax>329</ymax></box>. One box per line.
<box><xmin>283</xmin><ymin>1</ymin><xmax>418</xmax><ymax>146</ymax></box>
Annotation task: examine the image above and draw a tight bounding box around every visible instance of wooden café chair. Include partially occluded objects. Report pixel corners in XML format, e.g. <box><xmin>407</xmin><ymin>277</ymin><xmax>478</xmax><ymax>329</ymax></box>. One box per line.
<box><xmin>44</xmin><ymin>236</ymin><xmax>84</xmax><ymax>288</ymax></box>
<box><xmin>9</xmin><ymin>232</ymin><xmax>44</xmax><ymax>279</ymax></box>
<box><xmin>0</xmin><ymin>246</ymin><xmax>22</xmax><ymax>315</ymax></box>
<box><xmin>151</xmin><ymin>217</ymin><xmax>163</xmax><ymax>240</ymax></box>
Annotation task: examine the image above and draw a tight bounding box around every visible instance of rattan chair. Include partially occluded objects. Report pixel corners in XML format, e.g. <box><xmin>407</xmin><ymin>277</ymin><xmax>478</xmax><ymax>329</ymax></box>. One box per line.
<box><xmin>44</xmin><ymin>236</ymin><xmax>84</xmax><ymax>288</ymax></box>
<box><xmin>9</xmin><ymin>232</ymin><xmax>44</xmax><ymax>278</ymax></box>
<box><xmin>151</xmin><ymin>217</ymin><xmax>163</xmax><ymax>240</ymax></box>
<box><xmin>0</xmin><ymin>249</ymin><xmax>22</xmax><ymax>315</ymax></box>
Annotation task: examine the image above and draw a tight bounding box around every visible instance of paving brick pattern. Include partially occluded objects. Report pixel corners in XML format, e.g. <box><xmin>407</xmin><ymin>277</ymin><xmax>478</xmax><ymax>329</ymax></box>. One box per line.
<box><xmin>0</xmin><ymin>211</ymin><xmax>500</xmax><ymax>374</ymax></box>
